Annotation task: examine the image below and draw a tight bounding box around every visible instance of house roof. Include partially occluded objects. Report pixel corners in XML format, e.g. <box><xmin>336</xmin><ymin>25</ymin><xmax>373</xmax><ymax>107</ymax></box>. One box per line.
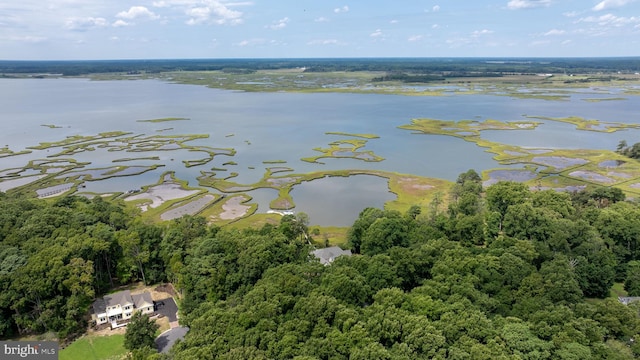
<box><xmin>132</xmin><ymin>292</ymin><xmax>154</xmax><ymax>308</ymax></box>
<box><xmin>311</xmin><ymin>246</ymin><xmax>352</xmax><ymax>265</ymax></box>
<box><xmin>618</xmin><ymin>296</ymin><xmax>640</xmax><ymax>305</ymax></box>
<box><xmin>104</xmin><ymin>290</ymin><xmax>133</xmax><ymax>308</ymax></box>
<box><xmin>92</xmin><ymin>298</ymin><xmax>106</xmax><ymax>315</ymax></box>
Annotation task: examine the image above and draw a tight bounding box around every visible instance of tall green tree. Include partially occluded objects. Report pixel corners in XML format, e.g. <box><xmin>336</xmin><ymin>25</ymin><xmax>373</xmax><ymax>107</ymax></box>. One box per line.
<box><xmin>624</xmin><ymin>260</ymin><xmax>640</xmax><ymax>296</ymax></box>
<box><xmin>485</xmin><ymin>181</ymin><xmax>529</xmax><ymax>231</ymax></box>
<box><xmin>124</xmin><ymin>312</ymin><xmax>159</xmax><ymax>351</ymax></box>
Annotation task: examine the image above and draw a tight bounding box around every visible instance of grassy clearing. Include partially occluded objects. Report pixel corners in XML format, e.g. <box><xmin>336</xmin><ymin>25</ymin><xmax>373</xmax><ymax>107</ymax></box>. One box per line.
<box><xmin>610</xmin><ymin>282</ymin><xmax>628</xmax><ymax>298</ymax></box>
<box><xmin>399</xmin><ymin>118</ymin><xmax>539</xmax><ymax>139</ymax></box>
<box><xmin>112</xmin><ymin>156</ymin><xmax>161</xmax><ymax>162</ymax></box>
<box><xmin>526</xmin><ymin>115</ymin><xmax>640</xmax><ymax>133</ymax></box>
<box><xmin>586</xmin><ymin>283</ymin><xmax>629</xmax><ymax>306</ymax></box>
<box><xmin>582</xmin><ymin>97</ymin><xmax>627</xmax><ymax>102</ymax></box>
<box><xmin>325</xmin><ymin>132</ymin><xmax>380</xmax><ymax>139</ymax></box>
<box><xmin>137</xmin><ymin>117</ymin><xmax>189</xmax><ymax>123</ymax></box>
<box><xmin>59</xmin><ymin>334</ymin><xmax>126</xmax><ymax>360</ymax></box>
<box><xmin>301</xmin><ymin>138</ymin><xmax>384</xmax><ymax>164</ymax></box>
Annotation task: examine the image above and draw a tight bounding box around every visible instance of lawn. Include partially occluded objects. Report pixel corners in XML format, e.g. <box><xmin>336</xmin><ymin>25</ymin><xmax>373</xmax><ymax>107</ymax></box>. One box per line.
<box><xmin>59</xmin><ymin>334</ymin><xmax>127</xmax><ymax>360</ymax></box>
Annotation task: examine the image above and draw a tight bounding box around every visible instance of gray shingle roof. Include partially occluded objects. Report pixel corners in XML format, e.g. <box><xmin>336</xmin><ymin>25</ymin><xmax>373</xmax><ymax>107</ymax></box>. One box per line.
<box><xmin>104</xmin><ymin>290</ymin><xmax>133</xmax><ymax>308</ymax></box>
<box><xmin>92</xmin><ymin>298</ymin><xmax>106</xmax><ymax>315</ymax></box>
<box><xmin>618</xmin><ymin>296</ymin><xmax>640</xmax><ymax>305</ymax></box>
<box><xmin>132</xmin><ymin>292</ymin><xmax>154</xmax><ymax>308</ymax></box>
<box><xmin>311</xmin><ymin>246</ymin><xmax>352</xmax><ymax>265</ymax></box>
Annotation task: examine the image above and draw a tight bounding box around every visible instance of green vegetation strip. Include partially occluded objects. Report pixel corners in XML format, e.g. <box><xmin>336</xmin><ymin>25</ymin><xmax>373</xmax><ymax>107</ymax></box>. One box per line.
<box><xmin>526</xmin><ymin>115</ymin><xmax>640</xmax><ymax>133</ymax></box>
<box><xmin>137</xmin><ymin>117</ymin><xmax>190</xmax><ymax>122</ymax></box>
<box><xmin>59</xmin><ymin>335</ymin><xmax>126</xmax><ymax>360</ymax></box>
<box><xmin>325</xmin><ymin>132</ymin><xmax>380</xmax><ymax>139</ymax></box>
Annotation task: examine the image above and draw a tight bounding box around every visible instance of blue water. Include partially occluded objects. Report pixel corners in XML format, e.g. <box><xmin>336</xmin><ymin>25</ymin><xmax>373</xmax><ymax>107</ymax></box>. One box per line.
<box><xmin>1</xmin><ymin>78</ymin><xmax>639</xmax><ymax>225</ymax></box>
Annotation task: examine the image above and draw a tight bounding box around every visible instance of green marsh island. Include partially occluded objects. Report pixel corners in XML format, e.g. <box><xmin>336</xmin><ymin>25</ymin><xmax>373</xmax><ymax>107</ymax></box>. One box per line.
<box><xmin>2</xmin><ymin>58</ymin><xmax>640</xmax><ymax>228</ymax></box>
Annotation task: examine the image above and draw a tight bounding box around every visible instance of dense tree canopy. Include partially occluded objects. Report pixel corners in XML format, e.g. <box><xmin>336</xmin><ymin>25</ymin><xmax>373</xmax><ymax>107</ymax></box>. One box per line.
<box><xmin>124</xmin><ymin>312</ymin><xmax>159</xmax><ymax>351</ymax></box>
<box><xmin>1</xmin><ymin>175</ymin><xmax>640</xmax><ymax>359</ymax></box>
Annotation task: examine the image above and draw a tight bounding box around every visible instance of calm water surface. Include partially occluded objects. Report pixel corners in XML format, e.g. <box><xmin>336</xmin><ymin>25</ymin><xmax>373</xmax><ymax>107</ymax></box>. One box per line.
<box><xmin>2</xmin><ymin>78</ymin><xmax>639</xmax><ymax>225</ymax></box>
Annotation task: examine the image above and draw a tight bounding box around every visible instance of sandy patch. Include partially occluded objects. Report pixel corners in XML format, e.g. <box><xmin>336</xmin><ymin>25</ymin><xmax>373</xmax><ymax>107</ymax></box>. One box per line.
<box><xmin>218</xmin><ymin>195</ymin><xmax>251</xmax><ymax>220</ymax></box>
<box><xmin>125</xmin><ymin>182</ymin><xmax>199</xmax><ymax>210</ymax></box>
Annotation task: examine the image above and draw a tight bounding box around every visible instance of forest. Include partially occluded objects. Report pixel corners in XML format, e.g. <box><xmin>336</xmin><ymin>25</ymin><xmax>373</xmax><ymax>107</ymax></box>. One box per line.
<box><xmin>2</xmin><ymin>57</ymin><xmax>640</xmax><ymax>77</ymax></box>
<box><xmin>1</xmin><ymin>170</ymin><xmax>640</xmax><ymax>359</ymax></box>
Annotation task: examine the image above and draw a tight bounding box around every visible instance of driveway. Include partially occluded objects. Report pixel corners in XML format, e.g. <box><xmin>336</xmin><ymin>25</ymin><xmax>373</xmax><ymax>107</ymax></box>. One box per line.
<box><xmin>155</xmin><ymin>326</ymin><xmax>189</xmax><ymax>353</ymax></box>
<box><xmin>155</xmin><ymin>297</ymin><xmax>178</xmax><ymax>323</ymax></box>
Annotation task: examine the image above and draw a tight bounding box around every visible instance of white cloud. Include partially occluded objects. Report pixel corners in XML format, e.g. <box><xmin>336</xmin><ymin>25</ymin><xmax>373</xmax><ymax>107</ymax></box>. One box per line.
<box><xmin>561</xmin><ymin>39</ymin><xmax>572</xmax><ymax>45</ymax></box>
<box><xmin>563</xmin><ymin>11</ymin><xmax>580</xmax><ymax>17</ymax></box>
<box><xmin>370</xmin><ymin>29</ymin><xmax>383</xmax><ymax>38</ymax></box>
<box><xmin>390</xmin><ymin>19</ymin><xmax>398</xmax><ymax>24</ymax></box>
<box><xmin>543</xmin><ymin>29</ymin><xmax>565</xmax><ymax>35</ymax></box>
<box><xmin>334</xmin><ymin>6</ymin><xmax>349</xmax><ymax>13</ymax></box>
<box><xmin>408</xmin><ymin>35</ymin><xmax>423</xmax><ymax>42</ymax></box>
<box><xmin>152</xmin><ymin>0</ymin><xmax>244</xmax><ymax>25</ymax></box>
<box><xmin>314</xmin><ymin>16</ymin><xmax>329</xmax><ymax>22</ymax></box>
<box><xmin>432</xmin><ymin>5</ymin><xmax>441</xmax><ymax>12</ymax></box>
<box><xmin>593</xmin><ymin>0</ymin><xmax>635</xmax><ymax>11</ymax></box>
<box><xmin>472</xmin><ymin>29</ymin><xmax>494</xmax><ymax>37</ymax></box>
<box><xmin>112</xmin><ymin>19</ymin><xmax>130</xmax><ymax>27</ymax></box>
<box><xmin>507</xmin><ymin>0</ymin><xmax>551</xmax><ymax>10</ymax></box>
<box><xmin>267</xmin><ymin>17</ymin><xmax>289</xmax><ymax>30</ymax></box>
<box><xmin>578</xmin><ymin>13</ymin><xmax>640</xmax><ymax>26</ymax></box>
<box><xmin>307</xmin><ymin>39</ymin><xmax>346</xmax><ymax>45</ymax></box>
<box><xmin>186</xmin><ymin>7</ymin><xmax>211</xmax><ymax>25</ymax></box>
<box><xmin>432</xmin><ymin>24</ymin><xmax>440</xmax><ymax>29</ymax></box>
<box><xmin>64</xmin><ymin>17</ymin><xmax>108</xmax><ymax>31</ymax></box>
<box><xmin>116</xmin><ymin>6</ymin><xmax>160</xmax><ymax>20</ymax></box>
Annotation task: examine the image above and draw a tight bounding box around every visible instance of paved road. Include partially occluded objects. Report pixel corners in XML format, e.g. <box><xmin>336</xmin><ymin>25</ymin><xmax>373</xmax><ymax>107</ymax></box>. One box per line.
<box><xmin>155</xmin><ymin>326</ymin><xmax>189</xmax><ymax>353</ymax></box>
<box><xmin>155</xmin><ymin>297</ymin><xmax>178</xmax><ymax>322</ymax></box>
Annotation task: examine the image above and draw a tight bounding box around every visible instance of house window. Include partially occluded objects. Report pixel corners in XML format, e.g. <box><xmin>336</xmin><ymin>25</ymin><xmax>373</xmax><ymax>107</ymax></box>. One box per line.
<box><xmin>125</xmin><ymin>312</ymin><xmax>132</xmax><ymax>317</ymax></box>
<box><xmin>124</xmin><ymin>306</ymin><xmax>131</xmax><ymax>310</ymax></box>
<box><xmin>99</xmin><ymin>318</ymin><xmax>105</xmax><ymax>322</ymax></box>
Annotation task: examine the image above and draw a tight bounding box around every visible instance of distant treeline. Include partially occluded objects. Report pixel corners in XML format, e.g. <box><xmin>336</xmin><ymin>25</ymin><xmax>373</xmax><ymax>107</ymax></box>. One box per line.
<box><xmin>1</xmin><ymin>57</ymin><xmax>640</xmax><ymax>76</ymax></box>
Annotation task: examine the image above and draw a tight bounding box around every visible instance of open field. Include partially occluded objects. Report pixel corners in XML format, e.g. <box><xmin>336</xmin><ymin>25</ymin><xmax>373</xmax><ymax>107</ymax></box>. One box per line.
<box><xmin>77</xmin><ymin>68</ymin><xmax>640</xmax><ymax>101</ymax></box>
<box><xmin>59</xmin><ymin>334</ymin><xmax>126</xmax><ymax>360</ymax></box>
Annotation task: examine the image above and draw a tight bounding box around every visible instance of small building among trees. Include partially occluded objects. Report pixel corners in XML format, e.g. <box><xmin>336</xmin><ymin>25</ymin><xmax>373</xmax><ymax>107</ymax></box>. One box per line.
<box><xmin>91</xmin><ymin>290</ymin><xmax>154</xmax><ymax>328</ymax></box>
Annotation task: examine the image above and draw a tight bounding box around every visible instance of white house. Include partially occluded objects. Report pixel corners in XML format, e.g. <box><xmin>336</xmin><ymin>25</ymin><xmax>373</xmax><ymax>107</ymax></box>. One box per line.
<box><xmin>311</xmin><ymin>246</ymin><xmax>352</xmax><ymax>265</ymax></box>
<box><xmin>91</xmin><ymin>290</ymin><xmax>154</xmax><ymax>327</ymax></box>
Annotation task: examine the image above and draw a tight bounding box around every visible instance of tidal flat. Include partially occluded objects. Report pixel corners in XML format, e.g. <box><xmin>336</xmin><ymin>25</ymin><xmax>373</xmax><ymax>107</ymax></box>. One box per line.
<box><xmin>1</xmin><ymin>72</ymin><xmax>640</xmax><ymax>227</ymax></box>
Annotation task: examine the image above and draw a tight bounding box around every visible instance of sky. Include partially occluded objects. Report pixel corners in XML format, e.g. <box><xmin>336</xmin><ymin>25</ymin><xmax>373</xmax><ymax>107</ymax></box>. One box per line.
<box><xmin>1</xmin><ymin>0</ymin><xmax>640</xmax><ymax>60</ymax></box>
